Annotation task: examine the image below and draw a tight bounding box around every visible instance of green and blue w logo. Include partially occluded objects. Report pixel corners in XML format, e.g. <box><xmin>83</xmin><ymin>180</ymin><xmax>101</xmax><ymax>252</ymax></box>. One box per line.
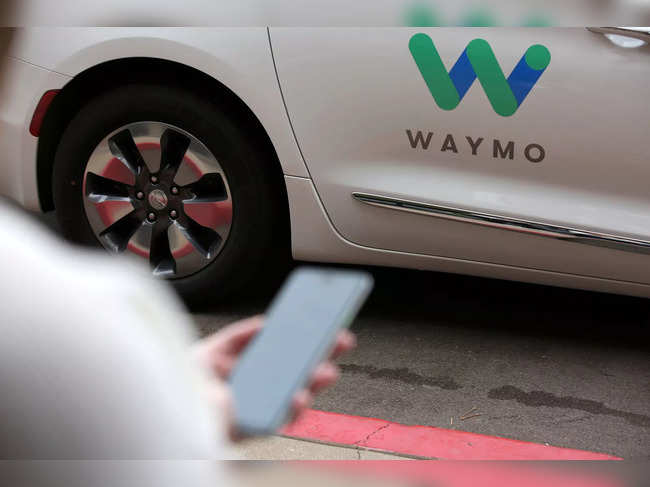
<box><xmin>409</xmin><ymin>34</ymin><xmax>551</xmax><ymax>117</ymax></box>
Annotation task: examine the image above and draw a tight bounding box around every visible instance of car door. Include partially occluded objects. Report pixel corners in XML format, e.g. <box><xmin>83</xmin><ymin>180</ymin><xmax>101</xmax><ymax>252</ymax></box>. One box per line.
<box><xmin>270</xmin><ymin>27</ymin><xmax>650</xmax><ymax>284</ymax></box>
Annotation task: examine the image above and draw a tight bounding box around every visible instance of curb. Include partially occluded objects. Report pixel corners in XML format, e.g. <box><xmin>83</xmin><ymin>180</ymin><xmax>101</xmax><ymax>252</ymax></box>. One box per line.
<box><xmin>281</xmin><ymin>409</ymin><xmax>622</xmax><ymax>460</ymax></box>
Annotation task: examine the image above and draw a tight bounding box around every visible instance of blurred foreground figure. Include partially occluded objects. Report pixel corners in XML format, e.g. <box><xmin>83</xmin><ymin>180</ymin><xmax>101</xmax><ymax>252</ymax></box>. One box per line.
<box><xmin>0</xmin><ymin>202</ymin><xmax>352</xmax><ymax>459</ymax></box>
<box><xmin>0</xmin><ymin>202</ymin><xmax>226</xmax><ymax>458</ymax></box>
<box><xmin>1</xmin><ymin>16</ymin><xmax>225</xmax><ymax>460</ymax></box>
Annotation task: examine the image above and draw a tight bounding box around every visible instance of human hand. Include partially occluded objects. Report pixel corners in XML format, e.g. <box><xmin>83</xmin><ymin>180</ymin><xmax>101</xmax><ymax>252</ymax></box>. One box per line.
<box><xmin>193</xmin><ymin>315</ymin><xmax>356</xmax><ymax>440</ymax></box>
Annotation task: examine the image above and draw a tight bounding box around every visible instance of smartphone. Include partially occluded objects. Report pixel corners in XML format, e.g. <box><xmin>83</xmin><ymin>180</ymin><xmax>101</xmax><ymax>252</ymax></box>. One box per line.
<box><xmin>229</xmin><ymin>267</ymin><xmax>373</xmax><ymax>436</ymax></box>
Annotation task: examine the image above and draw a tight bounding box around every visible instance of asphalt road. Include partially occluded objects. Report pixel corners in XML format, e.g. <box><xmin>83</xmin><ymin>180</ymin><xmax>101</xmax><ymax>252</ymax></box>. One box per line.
<box><xmin>34</xmin><ymin>210</ymin><xmax>650</xmax><ymax>459</ymax></box>
<box><xmin>193</xmin><ymin>264</ymin><xmax>650</xmax><ymax>460</ymax></box>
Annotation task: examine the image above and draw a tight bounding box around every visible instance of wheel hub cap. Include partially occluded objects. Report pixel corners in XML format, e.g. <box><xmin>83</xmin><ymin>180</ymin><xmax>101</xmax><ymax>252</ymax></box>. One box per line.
<box><xmin>148</xmin><ymin>189</ymin><xmax>168</xmax><ymax>210</ymax></box>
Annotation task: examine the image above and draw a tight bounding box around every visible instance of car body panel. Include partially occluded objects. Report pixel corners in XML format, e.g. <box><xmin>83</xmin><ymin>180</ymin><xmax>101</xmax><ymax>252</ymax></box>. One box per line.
<box><xmin>4</xmin><ymin>27</ymin><xmax>308</xmax><ymax>200</ymax></box>
<box><xmin>270</xmin><ymin>27</ymin><xmax>650</xmax><ymax>284</ymax></box>
<box><xmin>0</xmin><ymin>56</ymin><xmax>69</xmax><ymax>210</ymax></box>
<box><xmin>285</xmin><ymin>175</ymin><xmax>650</xmax><ymax>298</ymax></box>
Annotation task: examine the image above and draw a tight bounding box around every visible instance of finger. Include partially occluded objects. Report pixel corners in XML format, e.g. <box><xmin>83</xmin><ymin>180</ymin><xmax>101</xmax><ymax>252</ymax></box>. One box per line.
<box><xmin>216</xmin><ymin>315</ymin><xmax>264</xmax><ymax>354</ymax></box>
<box><xmin>197</xmin><ymin>315</ymin><xmax>264</xmax><ymax>357</ymax></box>
<box><xmin>287</xmin><ymin>389</ymin><xmax>312</xmax><ymax>424</ymax></box>
<box><xmin>329</xmin><ymin>330</ymin><xmax>356</xmax><ymax>360</ymax></box>
<box><xmin>308</xmin><ymin>362</ymin><xmax>340</xmax><ymax>394</ymax></box>
<box><xmin>211</xmin><ymin>355</ymin><xmax>236</xmax><ymax>380</ymax></box>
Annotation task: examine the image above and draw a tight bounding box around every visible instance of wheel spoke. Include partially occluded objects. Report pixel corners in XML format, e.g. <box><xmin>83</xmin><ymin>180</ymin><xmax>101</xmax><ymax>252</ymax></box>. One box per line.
<box><xmin>85</xmin><ymin>172</ymin><xmax>132</xmax><ymax>203</ymax></box>
<box><xmin>108</xmin><ymin>129</ymin><xmax>148</xmax><ymax>177</ymax></box>
<box><xmin>99</xmin><ymin>210</ymin><xmax>144</xmax><ymax>253</ymax></box>
<box><xmin>159</xmin><ymin>129</ymin><xmax>190</xmax><ymax>182</ymax></box>
<box><xmin>183</xmin><ymin>173</ymin><xmax>228</xmax><ymax>203</ymax></box>
<box><xmin>177</xmin><ymin>216</ymin><xmax>222</xmax><ymax>259</ymax></box>
<box><xmin>149</xmin><ymin>220</ymin><xmax>176</xmax><ymax>277</ymax></box>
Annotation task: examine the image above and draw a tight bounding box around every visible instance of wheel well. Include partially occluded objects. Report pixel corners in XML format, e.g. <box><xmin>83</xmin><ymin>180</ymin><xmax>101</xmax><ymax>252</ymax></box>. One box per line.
<box><xmin>37</xmin><ymin>57</ymin><xmax>289</xmax><ymax>225</ymax></box>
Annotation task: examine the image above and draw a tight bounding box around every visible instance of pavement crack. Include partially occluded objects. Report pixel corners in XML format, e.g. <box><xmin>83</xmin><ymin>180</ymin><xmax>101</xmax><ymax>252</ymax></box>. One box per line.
<box><xmin>354</xmin><ymin>423</ymin><xmax>391</xmax><ymax>448</ymax></box>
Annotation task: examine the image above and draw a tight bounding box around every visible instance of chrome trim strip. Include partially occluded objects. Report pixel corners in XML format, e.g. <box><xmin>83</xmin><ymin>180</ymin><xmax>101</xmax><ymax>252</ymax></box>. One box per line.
<box><xmin>352</xmin><ymin>192</ymin><xmax>650</xmax><ymax>255</ymax></box>
<box><xmin>587</xmin><ymin>27</ymin><xmax>650</xmax><ymax>42</ymax></box>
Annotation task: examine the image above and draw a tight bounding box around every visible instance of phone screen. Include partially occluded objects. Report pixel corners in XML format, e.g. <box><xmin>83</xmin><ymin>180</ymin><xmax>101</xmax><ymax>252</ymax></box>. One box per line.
<box><xmin>229</xmin><ymin>267</ymin><xmax>373</xmax><ymax>436</ymax></box>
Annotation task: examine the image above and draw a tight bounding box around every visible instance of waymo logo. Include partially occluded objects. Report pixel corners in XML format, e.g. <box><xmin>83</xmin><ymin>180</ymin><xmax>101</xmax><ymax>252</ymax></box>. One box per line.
<box><xmin>409</xmin><ymin>34</ymin><xmax>551</xmax><ymax>117</ymax></box>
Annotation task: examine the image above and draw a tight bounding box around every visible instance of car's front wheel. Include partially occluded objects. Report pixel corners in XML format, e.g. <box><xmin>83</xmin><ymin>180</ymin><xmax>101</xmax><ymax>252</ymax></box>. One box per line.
<box><xmin>52</xmin><ymin>82</ymin><xmax>288</xmax><ymax>304</ymax></box>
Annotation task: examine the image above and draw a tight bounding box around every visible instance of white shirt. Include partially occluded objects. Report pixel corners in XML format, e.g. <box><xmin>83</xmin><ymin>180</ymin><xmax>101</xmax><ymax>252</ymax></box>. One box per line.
<box><xmin>0</xmin><ymin>202</ymin><xmax>226</xmax><ymax>460</ymax></box>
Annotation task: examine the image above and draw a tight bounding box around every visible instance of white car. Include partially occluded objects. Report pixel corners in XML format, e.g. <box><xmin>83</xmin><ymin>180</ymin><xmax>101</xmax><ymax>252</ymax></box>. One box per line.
<box><xmin>1</xmin><ymin>26</ymin><xmax>649</xmax><ymax>301</ymax></box>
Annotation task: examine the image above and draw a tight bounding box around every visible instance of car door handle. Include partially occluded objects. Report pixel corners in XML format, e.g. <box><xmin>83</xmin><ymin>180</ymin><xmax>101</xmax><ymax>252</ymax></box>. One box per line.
<box><xmin>587</xmin><ymin>27</ymin><xmax>650</xmax><ymax>47</ymax></box>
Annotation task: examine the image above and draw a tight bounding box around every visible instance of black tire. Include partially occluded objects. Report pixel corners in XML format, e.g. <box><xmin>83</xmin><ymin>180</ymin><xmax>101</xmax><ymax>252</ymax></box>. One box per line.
<box><xmin>52</xmin><ymin>82</ymin><xmax>289</xmax><ymax>305</ymax></box>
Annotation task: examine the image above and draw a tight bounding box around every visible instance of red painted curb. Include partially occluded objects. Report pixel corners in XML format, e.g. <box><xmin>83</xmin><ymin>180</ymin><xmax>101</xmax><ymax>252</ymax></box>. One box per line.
<box><xmin>281</xmin><ymin>409</ymin><xmax>621</xmax><ymax>460</ymax></box>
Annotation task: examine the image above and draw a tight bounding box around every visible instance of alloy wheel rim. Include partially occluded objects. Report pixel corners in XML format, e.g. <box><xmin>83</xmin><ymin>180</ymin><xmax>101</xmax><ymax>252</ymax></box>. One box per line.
<box><xmin>83</xmin><ymin>121</ymin><xmax>233</xmax><ymax>278</ymax></box>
